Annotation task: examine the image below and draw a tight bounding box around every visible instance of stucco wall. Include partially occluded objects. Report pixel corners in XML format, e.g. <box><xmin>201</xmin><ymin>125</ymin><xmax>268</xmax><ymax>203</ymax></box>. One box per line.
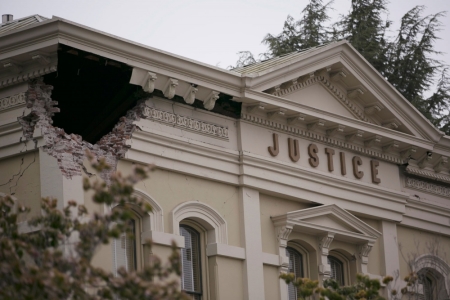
<box><xmin>0</xmin><ymin>151</ymin><xmax>41</xmax><ymax>221</ymax></box>
<box><xmin>118</xmin><ymin>160</ymin><xmax>242</xmax><ymax>247</ymax></box>
<box><xmin>397</xmin><ymin>225</ymin><xmax>450</xmax><ymax>278</ymax></box>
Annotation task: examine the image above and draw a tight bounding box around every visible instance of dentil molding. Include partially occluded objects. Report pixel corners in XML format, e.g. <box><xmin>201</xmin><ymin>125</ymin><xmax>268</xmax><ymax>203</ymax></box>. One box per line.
<box><xmin>241</xmin><ymin>113</ymin><xmax>402</xmax><ymax>164</ymax></box>
<box><xmin>142</xmin><ymin>106</ymin><xmax>229</xmax><ymax>140</ymax></box>
<box><xmin>0</xmin><ymin>65</ymin><xmax>57</xmax><ymax>89</ymax></box>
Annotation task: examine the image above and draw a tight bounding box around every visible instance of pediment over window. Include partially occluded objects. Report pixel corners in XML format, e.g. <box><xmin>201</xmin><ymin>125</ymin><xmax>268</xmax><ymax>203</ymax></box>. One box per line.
<box><xmin>271</xmin><ymin>204</ymin><xmax>381</xmax><ymax>244</ymax></box>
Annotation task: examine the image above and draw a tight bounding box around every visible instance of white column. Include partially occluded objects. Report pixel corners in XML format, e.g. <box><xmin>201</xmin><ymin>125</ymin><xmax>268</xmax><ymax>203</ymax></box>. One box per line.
<box><xmin>239</xmin><ymin>187</ymin><xmax>265</xmax><ymax>300</ymax></box>
<box><xmin>275</xmin><ymin>225</ymin><xmax>293</xmax><ymax>300</ymax></box>
<box><xmin>380</xmin><ymin>220</ymin><xmax>401</xmax><ymax>299</ymax></box>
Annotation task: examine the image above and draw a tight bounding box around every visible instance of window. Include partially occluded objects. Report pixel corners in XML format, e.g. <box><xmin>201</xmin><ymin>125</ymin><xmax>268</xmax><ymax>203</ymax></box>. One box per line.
<box><xmin>286</xmin><ymin>246</ymin><xmax>304</xmax><ymax>300</ymax></box>
<box><xmin>180</xmin><ymin>225</ymin><xmax>202</xmax><ymax>300</ymax></box>
<box><xmin>328</xmin><ymin>255</ymin><xmax>344</xmax><ymax>286</ymax></box>
<box><xmin>113</xmin><ymin>219</ymin><xmax>137</xmax><ymax>275</ymax></box>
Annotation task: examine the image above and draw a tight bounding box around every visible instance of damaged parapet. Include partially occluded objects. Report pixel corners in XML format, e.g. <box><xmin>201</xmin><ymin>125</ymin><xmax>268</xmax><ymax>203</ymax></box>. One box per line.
<box><xmin>18</xmin><ymin>78</ymin><xmax>147</xmax><ymax>183</ymax></box>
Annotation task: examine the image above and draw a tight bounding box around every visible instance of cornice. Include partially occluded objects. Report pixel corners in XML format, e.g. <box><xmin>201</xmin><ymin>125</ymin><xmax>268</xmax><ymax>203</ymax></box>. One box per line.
<box><xmin>273</xmin><ymin>75</ymin><xmax>373</xmax><ymax>124</ymax></box>
<box><xmin>243</xmin><ymin>90</ymin><xmax>434</xmax><ymax>151</ymax></box>
<box><xmin>241</xmin><ymin>113</ymin><xmax>402</xmax><ymax>164</ymax></box>
<box><xmin>405</xmin><ymin>176</ymin><xmax>450</xmax><ymax>197</ymax></box>
<box><xmin>0</xmin><ymin>65</ymin><xmax>56</xmax><ymax>89</ymax></box>
<box><xmin>142</xmin><ymin>106</ymin><xmax>229</xmax><ymax>140</ymax></box>
<box><xmin>0</xmin><ymin>92</ymin><xmax>25</xmax><ymax>112</ymax></box>
<box><xmin>405</xmin><ymin>165</ymin><xmax>450</xmax><ymax>184</ymax></box>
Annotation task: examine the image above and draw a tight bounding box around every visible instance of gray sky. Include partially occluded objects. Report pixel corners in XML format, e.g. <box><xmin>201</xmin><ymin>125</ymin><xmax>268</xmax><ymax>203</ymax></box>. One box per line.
<box><xmin>3</xmin><ymin>0</ymin><xmax>450</xmax><ymax>70</ymax></box>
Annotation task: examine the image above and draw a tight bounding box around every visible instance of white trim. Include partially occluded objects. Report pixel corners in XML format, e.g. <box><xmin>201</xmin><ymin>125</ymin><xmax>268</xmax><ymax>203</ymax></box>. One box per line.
<box><xmin>141</xmin><ymin>230</ymin><xmax>184</xmax><ymax>247</ymax></box>
<box><xmin>132</xmin><ymin>189</ymin><xmax>164</xmax><ymax>232</ymax></box>
<box><xmin>206</xmin><ymin>243</ymin><xmax>245</xmax><ymax>260</ymax></box>
<box><xmin>171</xmin><ymin>201</ymin><xmax>228</xmax><ymax>244</ymax></box>
<box><xmin>262</xmin><ymin>252</ymin><xmax>280</xmax><ymax>266</ymax></box>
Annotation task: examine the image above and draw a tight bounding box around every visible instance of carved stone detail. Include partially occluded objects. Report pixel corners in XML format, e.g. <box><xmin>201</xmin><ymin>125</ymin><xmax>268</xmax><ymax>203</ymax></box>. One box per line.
<box><xmin>287</xmin><ymin>114</ymin><xmax>305</xmax><ymax>125</ymax></box>
<box><xmin>326</xmin><ymin>124</ymin><xmax>345</xmax><ymax>137</ymax></box>
<box><xmin>346</xmin><ymin>130</ymin><xmax>364</xmax><ymax>142</ymax></box>
<box><xmin>203</xmin><ymin>91</ymin><xmax>220</xmax><ymax>110</ymax></box>
<box><xmin>246</xmin><ymin>102</ymin><xmax>266</xmax><ymax>113</ymax></box>
<box><xmin>0</xmin><ymin>93</ymin><xmax>26</xmax><ymax>111</ymax></box>
<box><xmin>405</xmin><ymin>177</ymin><xmax>450</xmax><ymax>197</ymax></box>
<box><xmin>183</xmin><ymin>85</ymin><xmax>198</xmax><ymax>104</ymax></box>
<box><xmin>163</xmin><ymin>78</ymin><xmax>178</xmax><ymax>99</ymax></box>
<box><xmin>307</xmin><ymin>119</ymin><xmax>326</xmax><ymax>131</ymax></box>
<box><xmin>405</xmin><ymin>165</ymin><xmax>450</xmax><ymax>184</ymax></box>
<box><xmin>276</xmin><ymin>225</ymin><xmax>293</xmax><ymax>247</ymax></box>
<box><xmin>364</xmin><ymin>105</ymin><xmax>382</xmax><ymax>115</ymax></box>
<box><xmin>142</xmin><ymin>106</ymin><xmax>229</xmax><ymax>139</ymax></box>
<box><xmin>418</xmin><ymin>153</ymin><xmax>433</xmax><ymax>169</ymax></box>
<box><xmin>364</xmin><ymin>135</ymin><xmax>382</xmax><ymax>148</ymax></box>
<box><xmin>318</xmin><ymin>232</ymin><xmax>335</xmax><ymax>255</ymax></box>
<box><xmin>143</xmin><ymin>72</ymin><xmax>157</xmax><ymax>93</ymax></box>
<box><xmin>359</xmin><ymin>242</ymin><xmax>373</xmax><ymax>264</ymax></box>
<box><xmin>433</xmin><ymin>156</ymin><xmax>448</xmax><ymax>173</ymax></box>
<box><xmin>267</xmin><ymin>108</ymin><xmax>286</xmax><ymax>120</ymax></box>
<box><xmin>401</xmin><ymin>146</ymin><xmax>417</xmax><ymax>161</ymax></box>
<box><xmin>382</xmin><ymin>141</ymin><xmax>399</xmax><ymax>153</ymax></box>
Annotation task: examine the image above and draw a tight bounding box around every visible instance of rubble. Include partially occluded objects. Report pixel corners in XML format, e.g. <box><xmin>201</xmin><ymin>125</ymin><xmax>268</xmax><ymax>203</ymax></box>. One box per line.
<box><xmin>18</xmin><ymin>78</ymin><xmax>147</xmax><ymax>183</ymax></box>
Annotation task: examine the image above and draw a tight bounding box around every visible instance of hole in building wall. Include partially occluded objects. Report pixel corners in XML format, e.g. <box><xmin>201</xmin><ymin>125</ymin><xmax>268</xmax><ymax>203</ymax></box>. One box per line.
<box><xmin>43</xmin><ymin>44</ymin><xmax>141</xmax><ymax>144</ymax></box>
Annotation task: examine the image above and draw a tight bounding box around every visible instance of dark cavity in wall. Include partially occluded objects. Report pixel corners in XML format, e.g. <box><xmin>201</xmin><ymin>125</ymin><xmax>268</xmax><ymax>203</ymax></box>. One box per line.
<box><xmin>43</xmin><ymin>44</ymin><xmax>141</xmax><ymax>144</ymax></box>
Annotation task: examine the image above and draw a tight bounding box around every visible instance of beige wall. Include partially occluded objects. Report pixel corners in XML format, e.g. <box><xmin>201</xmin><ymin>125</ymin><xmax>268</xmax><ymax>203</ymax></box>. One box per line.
<box><xmin>264</xmin><ymin>264</ymin><xmax>280</xmax><ymax>300</ymax></box>
<box><xmin>118</xmin><ymin>160</ymin><xmax>242</xmax><ymax>248</ymax></box>
<box><xmin>0</xmin><ymin>151</ymin><xmax>41</xmax><ymax>221</ymax></box>
<box><xmin>397</xmin><ymin>225</ymin><xmax>450</xmax><ymax>278</ymax></box>
<box><xmin>260</xmin><ymin>193</ymin><xmax>311</xmax><ymax>254</ymax></box>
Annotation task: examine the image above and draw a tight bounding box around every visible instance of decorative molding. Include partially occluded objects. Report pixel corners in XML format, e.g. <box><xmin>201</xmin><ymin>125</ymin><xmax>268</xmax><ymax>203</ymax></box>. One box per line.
<box><xmin>318</xmin><ymin>232</ymin><xmax>335</xmax><ymax>255</ymax></box>
<box><xmin>267</xmin><ymin>108</ymin><xmax>286</xmax><ymax>120</ymax></box>
<box><xmin>0</xmin><ymin>65</ymin><xmax>57</xmax><ymax>88</ymax></box>
<box><xmin>434</xmin><ymin>156</ymin><xmax>448</xmax><ymax>173</ymax></box>
<box><xmin>326</xmin><ymin>124</ymin><xmax>345</xmax><ymax>137</ymax></box>
<box><xmin>206</xmin><ymin>243</ymin><xmax>246</xmax><ymax>260</ymax></box>
<box><xmin>346</xmin><ymin>130</ymin><xmax>364</xmax><ymax>142</ymax></box>
<box><xmin>246</xmin><ymin>102</ymin><xmax>266</xmax><ymax>113</ymax></box>
<box><xmin>275</xmin><ymin>224</ymin><xmax>293</xmax><ymax>247</ymax></box>
<box><xmin>307</xmin><ymin>119</ymin><xmax>326</xmax><ymax>131</ymax></box>
<box><xmin>143</xmin><ymin>72</ymin><xmax>157</xmax><ymax>93</ymax></box>
<box><xmin>142</xmin><ymin>106</ymin><xmax>229</xmax><ymax>140</ymax></box>
<box><xmin>0</xmin><ymin>92</ymin><xmax>26</xmax><ymax>111</ymax></box>
<box><xmin>358</xmin><ymin>242</ymin><xmax>374</xmax><ymax>264</ymax></box>
<box><xmin>241</xmin><ymin>113</ymin><xmax>403</xmax><ymax>164</ymax></box>
<box><xmin>405</xmin><ymin>177</ymin><xmax>450</xmax><ymax>197</ymax></box>
<box><xmin>364</xmin><ymin>135</ymin><xmax>382</xmax><ymax>148</ymax></box>
<box><xmin>382</xmin><ymin>141</ymin><xmax>399</xmax><ymax>153</ymax></box>
<box><xmin>170</xmin><ymin>201</ymin><xmax>228</xmax><ymax>244</ymax></box>
<box><xmin>203</xmin><ymin>91</ymin><xmax>220</xmax><ymax>110</ymax></box>
<box><xmin>406</xmin><ymin>165</ymin><xmax>450</xmax><ymax>184</ymax></box>
<box><xmin>133</xmin><ymin>189</ymin><xmax>164</xmax><ymax>232</ymax></box>
<box><xmin>163</xmin><ymin>78</ymin><xmax>178</xmax><ymax>99</ymax></box>
<box><xmin>183</xmin><ymin>85</ymin><xmax>198</xmax><ymax>104</ymax></box>
<box><xmin>272</xmin><ymin>75</ymin><xmax>373</xmax><ymax>124</ymax></box>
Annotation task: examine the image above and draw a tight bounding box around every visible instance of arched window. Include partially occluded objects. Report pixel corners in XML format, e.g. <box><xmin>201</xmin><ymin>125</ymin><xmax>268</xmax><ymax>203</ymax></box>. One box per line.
<box><xmin>286</xmin><ymin>246</ymin><xmax>304</xmax><ymax>300</ymax></box>
<box><xmin>180</xmin><ymin>225</ymin><xmax>202</xmax><ymax>300</ymax></box>
<box><xmin>328</xmin><ymin>255</ymin><xmax>344</xmax><ymax>286</ymax></box>
<box><xmin>113</xmin><ymin>219</ymin><xmax>137</xmax><ymax>275</ymax></box>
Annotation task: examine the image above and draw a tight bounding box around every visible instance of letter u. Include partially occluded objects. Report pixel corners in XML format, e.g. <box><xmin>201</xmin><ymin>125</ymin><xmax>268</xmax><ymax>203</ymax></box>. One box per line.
<box><xmin>288</xmin><ymin>138</ymin><xmax>300</xmax><ymax>162</ymax></box>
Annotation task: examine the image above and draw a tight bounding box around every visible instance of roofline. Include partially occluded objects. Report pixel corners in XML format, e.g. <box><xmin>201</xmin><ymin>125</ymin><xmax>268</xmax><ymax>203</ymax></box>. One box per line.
<box><xmin>0</xmin><ymin>16</ymin><xmax>447</xmax><ymax>151</ymax></box>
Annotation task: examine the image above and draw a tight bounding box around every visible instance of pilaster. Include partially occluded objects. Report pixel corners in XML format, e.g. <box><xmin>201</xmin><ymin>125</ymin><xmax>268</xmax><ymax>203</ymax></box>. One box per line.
<box><xmin>239</xmin><ymin>187</ymin><xmax>265</xmax><ymax>300</ymax></box>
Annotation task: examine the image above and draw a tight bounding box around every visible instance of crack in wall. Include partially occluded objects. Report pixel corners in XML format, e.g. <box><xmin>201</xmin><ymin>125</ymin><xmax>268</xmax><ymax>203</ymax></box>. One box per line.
<box><xmin>17</xmin><ymin>78</ymin><xmax>147</xmax><ymax>184</ymax></box>
<box><xmin>0</xmin><ymin>152</ymin><xmax>37</xmax><ymax>195</ymax></box>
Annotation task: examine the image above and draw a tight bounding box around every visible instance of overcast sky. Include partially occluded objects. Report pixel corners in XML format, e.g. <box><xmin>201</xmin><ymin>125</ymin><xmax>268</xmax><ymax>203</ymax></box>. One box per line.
<box><xmin>3</xmin><ymin>0</ymin><xmax>450</xmax><ymax>70</ymax></box>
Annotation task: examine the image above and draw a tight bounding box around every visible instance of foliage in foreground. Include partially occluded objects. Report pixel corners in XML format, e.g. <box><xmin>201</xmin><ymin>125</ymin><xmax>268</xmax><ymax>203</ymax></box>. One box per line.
<box><xmin>0</xmin><ymin>153</ymin><xmax>189</xmax><ymax>300</ymax></box>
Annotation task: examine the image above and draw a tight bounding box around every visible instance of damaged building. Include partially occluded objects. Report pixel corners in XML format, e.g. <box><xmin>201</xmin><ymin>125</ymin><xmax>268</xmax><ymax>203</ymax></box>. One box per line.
<box><xmin>1</xmin><ymin>14</ymin><xmax>450</xmax><ymax>300</ymax></box>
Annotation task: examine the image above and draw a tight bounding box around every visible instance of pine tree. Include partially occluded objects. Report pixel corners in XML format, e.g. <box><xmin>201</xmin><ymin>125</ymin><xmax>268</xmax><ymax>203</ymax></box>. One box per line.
<box><xmin>336</xmin><ymin>0</ymin><xmax>391</xmax><ymax>74</ymax></box>
<box><xmin>262</xmin><ymin>0</ymin><xmax>334</xmax><ymax>58</ymax></box>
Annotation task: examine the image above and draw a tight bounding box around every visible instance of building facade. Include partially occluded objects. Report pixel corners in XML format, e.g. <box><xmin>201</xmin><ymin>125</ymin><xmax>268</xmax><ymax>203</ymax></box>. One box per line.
<box><xmin>1</xmin><ymin>15</ymin><xmax>450</xmax><ymax>300</ymax></box>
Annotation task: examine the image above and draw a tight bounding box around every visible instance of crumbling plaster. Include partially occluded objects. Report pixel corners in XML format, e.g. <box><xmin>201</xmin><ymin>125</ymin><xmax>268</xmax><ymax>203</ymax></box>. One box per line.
<box><xmin>17</xmin><ymin>78</ymin><xmax>147</xmax><ymax>183</ymax></box>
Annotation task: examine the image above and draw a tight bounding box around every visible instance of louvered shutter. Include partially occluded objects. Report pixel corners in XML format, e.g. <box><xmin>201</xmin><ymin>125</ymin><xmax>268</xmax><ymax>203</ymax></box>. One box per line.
<box><xmin>286</xmin><ymin>247</ymin><xmax>303</xmax><ymax>300</ymax></box>
<box><xmin>328</xmin><ymin>255</ymin><xmax>344</xmax><ymax>286</ymax></box>
<box><xmin>113</xmin><ymin>220</ymin><xmax>136</xmax><ymax>276</ymax></box>
<box><xmin>180</xmin><ymin>226</ymin><xmax>202</xmax><ymax>300</ymax></box>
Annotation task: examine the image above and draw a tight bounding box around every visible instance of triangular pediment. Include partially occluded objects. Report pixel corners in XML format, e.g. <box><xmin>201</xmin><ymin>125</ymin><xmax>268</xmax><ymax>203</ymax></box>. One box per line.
<box><xmin>272</xmin><ymin>204</ymin><xmax>381</xmax><ymax>243</ymax></box>
<box><xmin>238</xmin><ymin>41</ymin><xmax>443</xmax><ymax>142</ymax></box>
